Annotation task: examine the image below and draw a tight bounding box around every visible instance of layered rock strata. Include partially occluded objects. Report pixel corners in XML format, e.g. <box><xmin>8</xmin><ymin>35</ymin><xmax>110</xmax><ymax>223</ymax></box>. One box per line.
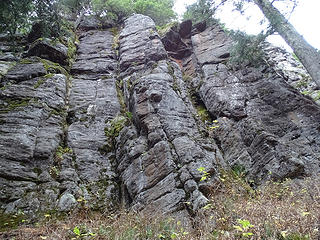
<box><xmin>0</xmin><ymin>14</ymin><xmax>319</xmax><ymax>220</ymax></box>
<box><xmin>178</xmin><ymin>23</ymin><xmax>320</xmax><ymax>183</ymax></box>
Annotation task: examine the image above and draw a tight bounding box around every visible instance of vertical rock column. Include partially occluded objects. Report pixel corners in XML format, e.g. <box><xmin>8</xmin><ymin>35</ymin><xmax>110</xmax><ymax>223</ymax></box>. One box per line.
<box><xmin>115</xmin><ymin>14</ymin><xmax>223</xmax><ymax>216</ymax></box>
<box><xmin>0</xmin><ymin>45</ymin><xmax>68</xmax><ymax>213</ymax></box>
<box><xmin>63</xmin><ymin>29</ymin><xmax>121</xmax><ymax>210</ymax></box>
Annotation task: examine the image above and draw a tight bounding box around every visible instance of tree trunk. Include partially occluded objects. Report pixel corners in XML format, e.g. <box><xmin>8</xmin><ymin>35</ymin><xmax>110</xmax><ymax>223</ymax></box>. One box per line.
<box><xmin>253</xmin><ymin>0</ymin><xmax>320</xmax><ymax>88</ymax></box>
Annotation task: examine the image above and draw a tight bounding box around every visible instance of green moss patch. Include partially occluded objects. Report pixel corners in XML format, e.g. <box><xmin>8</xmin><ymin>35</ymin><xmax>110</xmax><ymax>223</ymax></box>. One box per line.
<box><xmin>0</xmin><ymin>98</ymin><xmax>32</xmax><ymax>114</ymax></box>
<box><xmin>55</xmin><ymin>146</ymin><xmax>73</xmax><ymax>161</ymax></box>
<box><xmin>40</xmin><ymin>59</ymin><xmax>68</xmax><ymax>76</ymax></box>
<box><xmin>103</xmin><ymin>113</ymin><xmax>132</xmax><ymax>153</ymax></box>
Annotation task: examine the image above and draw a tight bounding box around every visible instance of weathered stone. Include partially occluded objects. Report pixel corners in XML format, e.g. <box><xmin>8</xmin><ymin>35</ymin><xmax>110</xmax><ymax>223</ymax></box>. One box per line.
<box><xmin>71</xmin><ymin>30</ymin><xmax>117</xmax><ymax>74</ymax></box>
<box><xmin>77</xmin><ymin>15</ymin><xmax>113</xmax><ymax>30</ymax></box>
<box><xmin>190</xmin><ymin>24</ymin><xmax>320</xmax><ymax>183</ymax></box>
<box><xmin>0</xmin><ymin>53</ymin><xmax>19</xmax><ymax>62</ymax></box>
<box><xmin>4</xmin><ymin>61</ymin><xmax>46</xmax><ymax>81</ymax></box>
<box><xmin>27</xmin><ymin>38</ymin><xmax>69</xmax><ymax>65</ymax></box>
<box><xmin>192</xmin><ymin>21</ymin><xmax>207</xmax><ymax>35</ymax></box>
<box><xmin>161</xmin><ymin>24</ymin><xmax>192</xmax><ymax>59</ymax></box>
<box><xmin>58</xmin><ymin>193</ymin><xmax>77</xmax><ymax>212</ymax></box>
<box><xmin>66</xmin><ymin>27</ymin><xmax>121</xmax><ymax>211</ymax></box>
<box><xmin>264</xmin><ymin>43</ymin><xmax>320</xmax><ymax>104</ymax></box>
<box><xmin>1</xmin><ymin>13</ymin><xmax>320</xmax><ymax>221</ymax></box>
<box><xmin>191</xmin><ymin>25</ymin><xmax>232</xmax><ymax>65</ymax></box>
<box><xmin>117</xmin><ymin>15</ymin><xmax>221</xmax><ymax>217</ymax></box>
<box><xmin>0</xmin><ymin>70</ymin><xmax>67</xmax><ymax>213</ymax></box>
<box><xmin>119</xmin><ymin>14</ymin><xmax>167</xmax><ymax>73</ymax></box>
<box><xmin>0</xmin><ymin>61</ymin><xmax>15</xmax><ymax>77</ymax></box>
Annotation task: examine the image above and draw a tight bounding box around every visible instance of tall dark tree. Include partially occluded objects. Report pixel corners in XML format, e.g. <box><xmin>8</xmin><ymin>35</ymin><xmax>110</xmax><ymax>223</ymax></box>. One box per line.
<box><xmin>251</xmin><ymin>0</ymin><xmax>320</xmax><ymax>88</ymax></box>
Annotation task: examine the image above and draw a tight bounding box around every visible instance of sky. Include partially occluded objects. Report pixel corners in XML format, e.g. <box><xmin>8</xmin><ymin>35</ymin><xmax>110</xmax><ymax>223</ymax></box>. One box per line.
<box><xmin>173</xmin><ymin>0</ymin><xmax>320</xmax><ymax>51</ymax></box>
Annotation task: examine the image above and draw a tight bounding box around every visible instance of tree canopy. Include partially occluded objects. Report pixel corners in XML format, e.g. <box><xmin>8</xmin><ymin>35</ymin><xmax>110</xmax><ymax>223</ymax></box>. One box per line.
<box><xmin>0</xmin><ymin>0</ymin><xmax>176</xmax><ymax>37</ymax></box>
<box><xmin>0</xmin><ymin>0</ymin><xmax>33</xmax><ymax>35</ymax></box>
<box><xmin>92</xmin><ymin>0</ymin><xmax>176</xmax><ymax>25</ymax></box>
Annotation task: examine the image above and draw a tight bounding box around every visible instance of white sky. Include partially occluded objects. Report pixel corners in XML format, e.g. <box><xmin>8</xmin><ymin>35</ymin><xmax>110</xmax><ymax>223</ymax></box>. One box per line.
<box><xmin>173</xmin><ymin>0</ymin><xmax>320</xmax><ymax>50</ymax></box>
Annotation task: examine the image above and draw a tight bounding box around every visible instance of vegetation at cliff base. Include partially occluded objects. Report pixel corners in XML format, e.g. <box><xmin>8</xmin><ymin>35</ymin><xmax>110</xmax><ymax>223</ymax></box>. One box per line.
<box><xmin>1</xmin><ymin>174</ymin><xmax>319</xmax><ymax>239</ymax></box>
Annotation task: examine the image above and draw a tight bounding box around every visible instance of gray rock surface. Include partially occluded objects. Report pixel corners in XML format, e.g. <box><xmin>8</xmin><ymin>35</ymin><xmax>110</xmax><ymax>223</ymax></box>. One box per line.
<box><xmin>119</xmin><ymin>14</ymin><xmax>167</xmax><ymax>75</ymax></box>
<box><xmin>0</xmin><ymin>60</ymin><xmax>67</xmax><ymax>214</ymax></box>
<box><xmin>0</xmin><ymin>15</ymin><xmax>319</xmax><ymax>221</ymax></box>
<box><xmin>188</xmin><ymin>25</ymin><xmax>320</xmax><ymax>183</ymax></box>
<box><xmin>0</xmin><ymin>26</ymin><xmax>120</xmax><ymax>214</ymax></box>
<box><xmin>66</xmin><ymin>27</ymin><xmax>121</xmax><ymax>211</ymax></box>
<box><xmin>77</xmin><ymin>15</ymin><xmax>113</xmax><ymax>31</ymax></box>
<box><xmin>116</xmin><ymin>15</ymin><xmax>221</xmax><ymax>217</ymax></box>
<box><xmin>4</xmin><ymin>61</ymin><xmax>46</xmax><ymax>81</ymax></box>
<box><xmin>71</xmin><ymin>30</ymin><xmax>117</xmax><ymax>74</ymax></box>
<box><xmin>264</xmin><ymin>44</ymin><xmax>320</xmax><ymax>104</ymax></box>
<box><xmin>58</xmin><ymin>193</ymin><xmax>77</xmax><ymax>212</ymax></box>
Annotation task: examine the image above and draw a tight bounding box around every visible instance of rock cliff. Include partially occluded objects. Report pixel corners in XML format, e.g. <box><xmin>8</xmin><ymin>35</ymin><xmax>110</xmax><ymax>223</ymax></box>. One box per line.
<box><xmin>0</xmin><ymin>14</ymin><xmax>319</xmax><ymax>221</ymax></box>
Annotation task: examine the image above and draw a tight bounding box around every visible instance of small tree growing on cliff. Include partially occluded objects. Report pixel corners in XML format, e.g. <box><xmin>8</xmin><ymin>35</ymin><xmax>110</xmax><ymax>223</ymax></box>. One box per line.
<box><xmin>229</xmin><ymin>0</ymin><xmax>320</xmax><ymax>88</ymax></box>
<box><xmin>183</xmin><ymin>0</ymin><xmax>216</xmax><ymax>25</ymax></box>
<box><xmin>251</xmin><ymin>0</ymin><xmax>320</xmax><ymax>88</ymax></box>
<box><xmin>183</xmin><ymin>0</ymin><xmax>228</xmax><ymax>25</ymax></box>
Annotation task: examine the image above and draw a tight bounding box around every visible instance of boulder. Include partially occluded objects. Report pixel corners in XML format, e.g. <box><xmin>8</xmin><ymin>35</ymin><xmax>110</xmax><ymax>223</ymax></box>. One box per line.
<box><xmin>192</xmin><ymin>21</ymin><xmax>207</xmax><ymax>35</ymax></box>
<box><xmin>77</xmin><ymin>15</ymin><xmax>113</xmax><ymax>30</ymax></box>
<box><xmin>179</xmin><ymin>19</ymin><xmax>192</xmax><ymax>38</ymax></box>
<box><xmin>27</xmin><ymin>38</ymin><xmax>69</xmax><ymax>65</ymax></box>
<box><xmin>58</xmin><ymin>193</ymin><xmax>77</xmax><ymax>212</ymax></box>
<box><xmin>4</xmin><ymin>61</ymin><xmax>46</xmax><ymax>81</ymax></box>
<box><xmin>161</xmin><ymin>25</ymin><xmax>192</xmax><ymax>59</ymax></box>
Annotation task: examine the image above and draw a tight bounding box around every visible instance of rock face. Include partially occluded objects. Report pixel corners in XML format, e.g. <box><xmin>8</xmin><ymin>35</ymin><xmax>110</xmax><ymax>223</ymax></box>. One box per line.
<box><xmin>186</xmin><ymin>25</ymin><xmax>320</xmax><ymax>183</ymax></box>
<box><xmin>0</xmin><ymin>14</ymin><xmax>320</xmax><ymax>220</ymax></box>
<box><xmin>117</xmin><ymin>15</ymin><xmax>219</xmax><ymax>215</ymax></box>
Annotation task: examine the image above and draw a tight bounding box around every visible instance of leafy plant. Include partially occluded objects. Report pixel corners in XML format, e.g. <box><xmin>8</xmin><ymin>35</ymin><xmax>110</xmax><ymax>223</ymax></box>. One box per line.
<box><xmin>231</xmin><ymin>164</ymin><xmax>246</xmax><ymax>178</ymax></box>
<box><xmin>92</xmin><ymin>0</ymin><xmax>176</xmax><ymax>25</ymax></box>
<box><xmin>209</xmin><ymin>119</ymin><xmax>219</xmax><ymax>130</ymax></box>
<box><xmin>233</xmin><ymin>219</ymin><xmax>254</xmax><ymax>238</ymax></box>
<box><xmin>55</xmin><ymin>146</ymin><xmax>73</xmax><ymax>161</ymax></box>
<box><xmin>72</xmin><ymin>225</ymin><xmax>96</xmax><ymax>239</ymax></box>
<box><xmin>0</xmin><ymin>0</ymin><xmax>33</xmax><ymax>35</ymax></box>
<box><xmin>198</xmin><ymin>167</ymin><xmax>210</xmax><ymax>181</ymax></box>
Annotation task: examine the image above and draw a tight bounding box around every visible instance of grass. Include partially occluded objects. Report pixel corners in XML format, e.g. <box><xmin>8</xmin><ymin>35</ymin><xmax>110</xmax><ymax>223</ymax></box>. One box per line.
<box><xmin>0</xmin><ymin>210</ymin><xmax>190</xmax><ymax>240</ymax></box>
<box><xmin>196</xmin><ymin>170</ymin><xmax>320</xmax><ymax>239</ymax></box>
<box><xmin>1</xmin><ymin>172</ymin><xmax>319</xmax><ymax>239</ymax></box>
